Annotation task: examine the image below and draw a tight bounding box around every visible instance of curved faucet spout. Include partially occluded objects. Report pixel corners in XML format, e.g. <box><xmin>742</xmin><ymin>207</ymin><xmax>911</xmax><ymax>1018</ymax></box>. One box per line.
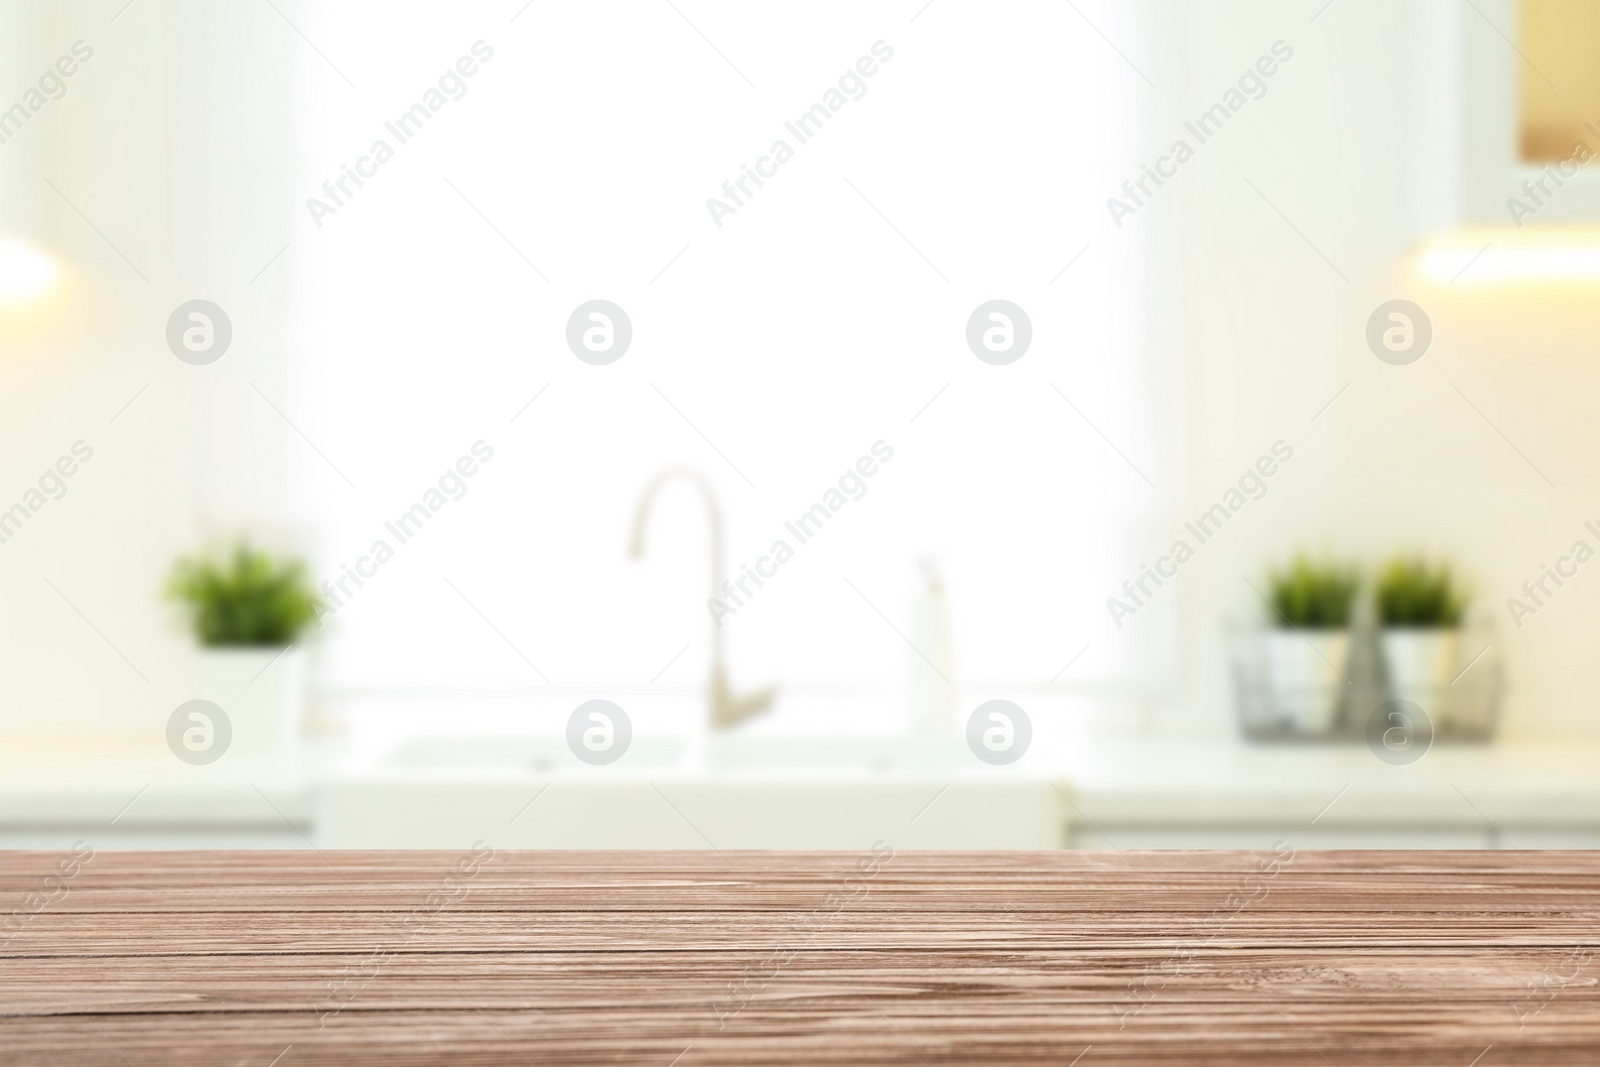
<box><xmin>630</xmin><ymin>467</ymin><xmax>724</xmax><ymax>603</ymax></box>
<box><xmin>630</xmin><ymin>468</ymin><xmax>773</xmax><ymax>730</ymax></box>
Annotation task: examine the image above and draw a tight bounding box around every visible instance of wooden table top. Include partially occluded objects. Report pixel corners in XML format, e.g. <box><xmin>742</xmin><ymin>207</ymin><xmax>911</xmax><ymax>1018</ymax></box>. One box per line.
<box><xmin>3</xmin><ymin>847</ymin><xmax>1599</xmax><ymax>1065</ymax></box>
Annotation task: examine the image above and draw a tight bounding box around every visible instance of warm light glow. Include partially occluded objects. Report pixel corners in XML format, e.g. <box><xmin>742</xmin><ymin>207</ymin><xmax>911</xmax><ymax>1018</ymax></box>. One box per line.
<box><xmin>1415</xmin><ymin>228</ymin><xmax>1600</xmax><ymax>285</ymax></box>
<box><xmin>0</xmin><ymin>235</ymin><xmax>59</xmax><ymax>303</ymax></box>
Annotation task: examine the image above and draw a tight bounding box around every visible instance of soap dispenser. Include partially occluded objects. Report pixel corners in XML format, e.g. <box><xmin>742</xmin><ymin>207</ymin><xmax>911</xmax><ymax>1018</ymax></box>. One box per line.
<box><xmin>906</xmin><ymin>557</ymin><xmax>958</xmax><ymax>737</ymax></box>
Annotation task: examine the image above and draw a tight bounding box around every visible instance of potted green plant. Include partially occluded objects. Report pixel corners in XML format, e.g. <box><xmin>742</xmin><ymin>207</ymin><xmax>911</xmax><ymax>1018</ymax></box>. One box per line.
<box><xmin>1376</xmin><ymin>557</ymin><xmax>1466</xmax><ymax>702</ymax></box>
<box><xmin>166</xmin><ymin>543</ymin><xmax>322</xmax><ymax>758</ymax></box>
<box><xmin>1263</xmin><ymin>556</ymin><xmax>1359</xmax><ymax>731</ymax></box>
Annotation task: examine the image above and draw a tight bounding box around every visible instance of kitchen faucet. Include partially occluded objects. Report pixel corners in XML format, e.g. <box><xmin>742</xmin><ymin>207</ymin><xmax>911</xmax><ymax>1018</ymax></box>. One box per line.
<box><xmin>629</xmin><ymin>468</ymin><xmax>775</xmax><ymax>730</ymax></box>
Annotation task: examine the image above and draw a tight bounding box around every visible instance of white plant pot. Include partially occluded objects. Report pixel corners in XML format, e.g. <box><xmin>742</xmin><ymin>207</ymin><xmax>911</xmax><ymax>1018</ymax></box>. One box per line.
<box><xmin>187</xmin><ymin>647</ymin><xmax>306</xmax><ymax>760</ymax></box>
<box><xmin>1382</xmin><ymin>629</ymin><xmax>1460</xmax><ymax>701</ymax></box>
<box><xmin>1264</xmin><ymin>630</ymin><xmax>1349</xmax><ymax>731</ymax></box>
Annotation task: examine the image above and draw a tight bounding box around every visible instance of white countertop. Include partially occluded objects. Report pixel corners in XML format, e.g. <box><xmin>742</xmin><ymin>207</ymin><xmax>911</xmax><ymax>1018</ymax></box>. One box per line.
<box><xmin>2</xmin><ymin>731</ymin><xmax>1597</xmax><ymax>833</ymax></box>
<box><xmin>0</xmin><ymin>747</ymin><xmax>312</xmax><ymax>828</ymax></box>
<box><xmin>1056</xmin><ymin>734</ymin><xmax>1600</xmax><ymax>826</ymax></box>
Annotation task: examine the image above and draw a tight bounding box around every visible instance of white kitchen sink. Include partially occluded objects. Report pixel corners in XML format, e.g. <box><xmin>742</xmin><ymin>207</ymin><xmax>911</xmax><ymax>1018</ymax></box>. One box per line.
<box><xmin>383</xmin><ymin>735</ymin><xmax>690</xmax><ymax>773</ymax></box>
<box><xmin>379</xmin><ymin>733</ymin><xmax>967</xmax><ymax>774</ymax></box>
<box><xmin>704</xmin><ymin>734</ymin><xmax>965</xmax><ymax>772</ymax></box>
<box><xmin>318</xmin><ymin>730</ymin><xmax>1065</xmax><ymax>850</ymax></box>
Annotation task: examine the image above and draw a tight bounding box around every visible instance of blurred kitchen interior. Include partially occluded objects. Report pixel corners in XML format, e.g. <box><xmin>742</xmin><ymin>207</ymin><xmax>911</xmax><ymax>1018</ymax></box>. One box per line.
<box><xmin>2</xmin><ymin>0</ymin><xmax>1600</xmax><ymax>850</ymax></box>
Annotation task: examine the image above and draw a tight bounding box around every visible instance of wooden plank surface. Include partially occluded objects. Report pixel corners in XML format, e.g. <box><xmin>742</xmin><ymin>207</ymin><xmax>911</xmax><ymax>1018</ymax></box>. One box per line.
<box><xmin>3</xmin><ymin>848</ymin><xmax>1599</xmax><ymax>1064</ymax></box>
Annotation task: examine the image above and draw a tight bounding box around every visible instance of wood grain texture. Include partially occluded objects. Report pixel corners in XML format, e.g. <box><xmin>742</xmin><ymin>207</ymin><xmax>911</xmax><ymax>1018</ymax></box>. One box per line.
<box><xmin>3</xmin><ymin>849</ymin><xmax>1600</xmax><ymax>1065</ymax></box>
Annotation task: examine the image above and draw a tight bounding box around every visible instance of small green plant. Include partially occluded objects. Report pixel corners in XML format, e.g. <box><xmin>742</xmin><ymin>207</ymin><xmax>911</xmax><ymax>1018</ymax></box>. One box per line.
<box><xmin>1377</xmin><ymin>557</ymin><xmax>1466</xmax><ymax>628</ymax></box>
<box><xmin>1266</xmin><ymin>556</ymin><xmax>1358</xmax><ymax>628</ymax></box>
<box><xmin>166</xmin><ymin>543</ymin><xmax>322</xmax><ymax>646</ymax></box>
